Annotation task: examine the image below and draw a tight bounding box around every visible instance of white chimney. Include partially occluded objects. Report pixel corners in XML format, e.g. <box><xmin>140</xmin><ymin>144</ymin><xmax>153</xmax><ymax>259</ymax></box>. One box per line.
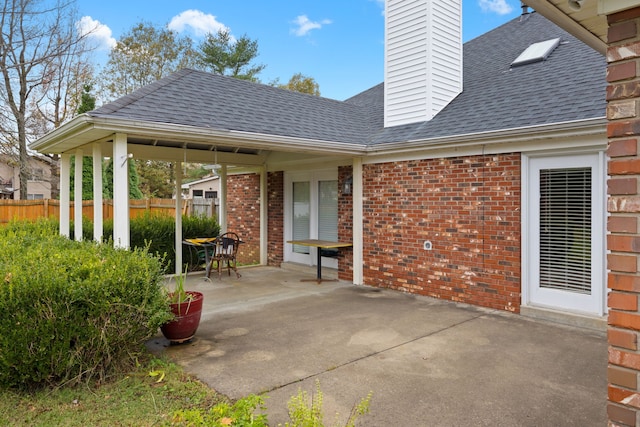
<box><xmin>384</xmin><ymin>0</ymin><xmax>463</xmax><ymax>128</ymax></box>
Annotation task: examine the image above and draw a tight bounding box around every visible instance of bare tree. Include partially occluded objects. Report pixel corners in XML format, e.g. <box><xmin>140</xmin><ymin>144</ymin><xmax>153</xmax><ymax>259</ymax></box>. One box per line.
<box><xmin>0</xmin><ymin>0</ymin><xmax>93</xmax><ymax>199</ymax></box>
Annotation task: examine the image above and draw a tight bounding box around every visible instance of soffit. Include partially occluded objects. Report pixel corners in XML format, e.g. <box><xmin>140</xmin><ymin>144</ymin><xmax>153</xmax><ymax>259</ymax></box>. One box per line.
<box><xmin>524</xmin><ymin>0</ymin><xmax>608</xmax><ymax>53</ymax></box>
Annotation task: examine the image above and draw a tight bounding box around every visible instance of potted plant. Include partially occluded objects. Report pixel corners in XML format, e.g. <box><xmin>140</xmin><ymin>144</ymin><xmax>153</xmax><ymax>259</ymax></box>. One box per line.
<box><xmin>160</xmin><ymin>266</ymin><xmax>204</xmax><ymax>344</ymax></box>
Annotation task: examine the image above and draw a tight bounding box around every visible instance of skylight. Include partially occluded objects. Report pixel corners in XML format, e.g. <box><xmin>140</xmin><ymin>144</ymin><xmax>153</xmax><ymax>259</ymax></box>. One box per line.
<box><xmin>511</xmin><ymin>38</ymin><xmax>561</xmax><ymax>67</ymax></box>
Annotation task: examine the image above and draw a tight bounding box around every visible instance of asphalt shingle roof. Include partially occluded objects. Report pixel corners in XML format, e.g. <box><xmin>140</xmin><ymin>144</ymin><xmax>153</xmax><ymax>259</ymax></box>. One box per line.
<box><xmin>91</xmin><ymin>12</ymin><xmax>606</xmax><ymax>147</ymax></box>
<box><xmin>91</xmin><ymin>70</ymin><xmax>371</xmax><ymax>144</ymax></box>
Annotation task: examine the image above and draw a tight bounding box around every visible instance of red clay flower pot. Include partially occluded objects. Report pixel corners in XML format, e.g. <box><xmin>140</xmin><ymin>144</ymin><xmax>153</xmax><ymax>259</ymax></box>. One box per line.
<box><xmin>161</xmin><ymin>291</ymin><xmax>204</xmax><ymax>344</ymax></box>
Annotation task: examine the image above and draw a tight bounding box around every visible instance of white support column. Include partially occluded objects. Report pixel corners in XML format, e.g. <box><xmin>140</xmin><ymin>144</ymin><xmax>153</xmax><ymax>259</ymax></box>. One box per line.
<box><xmin>112</xmin><ymin>133</ymin><xmax>130</xmax><ymax>249</ymax></box>
<box><xmin>353</xmin><ymin>158</ymin><xmax>364</xmax><ymax>285</ymax></box>
<box><xmin>59</xmin><ymin>153</ymin><xmax>71</xmax><ymax>238</ymax></box>
<box><xmin>260</xmin><ymin>165</ymin><xmax>267</xmax><ymax>265</ymax></box>
<box><xmin>219</xmin><ymin>165</ymin><xmax>228</xmax><ymax>233</ymax></box>
<box><xmin>74</xmin><ymin>148</ymin><xmax>83</xmax><ymax>241</ymax></box>
<box><xmin>92</xmin><ymin>143</ymin><xmax>103</xmax><ymax>242</ymax></box>
<box><xmin>174</xmin><ymin>161</ymin><xmax>183</xmax><ymax>275</ymax></box>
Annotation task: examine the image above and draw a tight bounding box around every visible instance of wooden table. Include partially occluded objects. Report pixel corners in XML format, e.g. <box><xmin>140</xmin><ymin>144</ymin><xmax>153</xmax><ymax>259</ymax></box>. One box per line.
<box><xmin>286</xmin><ymin>239</ymin><xmax>353</xmax><ymax>283</ymax></box>
<box><xmin>183</xmin><ymin>237</ymin><xmax>217</xmax><ymax>277</ymax></box>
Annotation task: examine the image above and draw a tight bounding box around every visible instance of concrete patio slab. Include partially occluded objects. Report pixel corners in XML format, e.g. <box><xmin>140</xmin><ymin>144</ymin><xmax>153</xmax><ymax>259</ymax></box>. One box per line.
<box><xmin>148</xmin><ymin>266</ymin><xmax>607</xmax><ymax>426</ymax></box>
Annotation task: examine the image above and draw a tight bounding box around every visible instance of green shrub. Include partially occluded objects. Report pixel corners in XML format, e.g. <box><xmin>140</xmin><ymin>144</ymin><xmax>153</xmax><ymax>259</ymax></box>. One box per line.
<box><xmin>0</xmin><ymin>220</ymin><xmax>172</xmax><ymax>389</ymax></box>
<box><xmin>103</xmin><ymin>213</ymin><xmax>220</xmax><ymax>272</ymax></box>
<box><xmin>70</xmin><ymin>215</ymin><xmax>95</xmax><ymax>241</ymax></box>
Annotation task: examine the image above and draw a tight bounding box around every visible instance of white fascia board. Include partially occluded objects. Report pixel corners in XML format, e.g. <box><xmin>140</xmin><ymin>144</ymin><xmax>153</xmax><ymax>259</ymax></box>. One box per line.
<box><xmin>524</xmin><ymin>0</ymin><xmax>607</xmax><ymax>54</ymax></box>
<box><xmin>363</xmin><ymin>117</ymin><xmax>607</xmax><ymax>163</ymax></box>
<box><xmin>598</xmin><ymin>0</ymin><xmax>640</xmax><ymax>14</ymax></box>
<box><xmin>32</xmin><ymin>115</ymin><xmax>367</xmax><ymax>157</ymax></box>
<box><xmin>29</xmin><ymin>114</ymin><xmax>95</xmax><ymax>152</ymax></box>
<box><xmin>94</xmin><ymin>118</ymin><xmax>366</xmax><ymax>156</ymax></box>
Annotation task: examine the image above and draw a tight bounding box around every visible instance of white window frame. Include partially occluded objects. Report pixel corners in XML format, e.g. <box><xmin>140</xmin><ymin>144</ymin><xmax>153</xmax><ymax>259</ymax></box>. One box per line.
<box><xmin>284</xmin><ymin>169</ymin><xmax>338</xmax><ymax>268</ymax></box>
<box><xmin>521</xmin><ymin>150</ymin><xmax>607</xmax><ymax>316</ymax></box>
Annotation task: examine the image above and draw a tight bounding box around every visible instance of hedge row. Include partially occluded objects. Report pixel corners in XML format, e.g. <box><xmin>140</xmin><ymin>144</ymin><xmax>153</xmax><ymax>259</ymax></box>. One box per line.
<box><xmin>0</xmin><ymin>219</ymin><xmax>173</xmax><ymax>389</ymax></box>
<box><xmin>71</xmin><ymin>213</ymin><xmax>221</xmax><ymax>272</ymax></box>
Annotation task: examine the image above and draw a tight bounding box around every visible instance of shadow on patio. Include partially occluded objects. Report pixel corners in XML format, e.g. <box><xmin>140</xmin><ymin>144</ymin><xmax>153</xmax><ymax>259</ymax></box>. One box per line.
<box><xmin>148</xmin><ymin>265</ymin><xmax>607</xmax><ymax>426</ymax></box>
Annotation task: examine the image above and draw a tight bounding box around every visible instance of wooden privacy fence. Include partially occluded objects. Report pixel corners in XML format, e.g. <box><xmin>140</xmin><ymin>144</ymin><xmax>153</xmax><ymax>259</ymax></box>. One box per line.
<box><xmin>0</xmin><ymin>198</ymin><xmax>217</xmax><ymax>224</ymax></box>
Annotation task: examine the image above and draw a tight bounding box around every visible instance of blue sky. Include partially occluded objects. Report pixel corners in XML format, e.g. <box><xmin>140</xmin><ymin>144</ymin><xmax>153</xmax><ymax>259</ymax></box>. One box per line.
<box><xmin>76</xmin><ymin>0</ymin><xmax>523</xmax><ymax>101</ymax></box>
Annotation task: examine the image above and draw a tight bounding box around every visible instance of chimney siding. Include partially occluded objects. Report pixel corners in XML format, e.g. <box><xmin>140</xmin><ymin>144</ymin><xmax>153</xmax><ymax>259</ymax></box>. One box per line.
<box><xmin>384</xmin><ymin>0</ymin><xmax>462</xmax><ymax>128</ymax></box>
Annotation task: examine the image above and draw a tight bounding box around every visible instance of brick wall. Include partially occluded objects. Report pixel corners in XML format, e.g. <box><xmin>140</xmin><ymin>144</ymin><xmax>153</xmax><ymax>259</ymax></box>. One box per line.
<box><xmin>267</xmin><ymin>171</ymin><xmax>284</xmax><ymax>266</ymax></box>
<box><xmin>362</xmin><ymin>155</ymin><xmax>521</xmax><ymax>312</ymax></box>
<box><xmin>227</xmin><ymin>173</ymin><xmax>260</xmax><ymax>264</ymax></box>
<box><xmin>606</xmin><ymin>7</ymin><xmax>640</xmax><ymax>426</ymax></box>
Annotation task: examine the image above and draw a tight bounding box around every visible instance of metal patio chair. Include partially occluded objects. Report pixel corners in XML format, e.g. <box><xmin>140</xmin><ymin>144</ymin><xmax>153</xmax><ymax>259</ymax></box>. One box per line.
<box><xmin>208</xmin><ymin>232</ymin><xmax>242</xmax><ymax>279</ymax></box>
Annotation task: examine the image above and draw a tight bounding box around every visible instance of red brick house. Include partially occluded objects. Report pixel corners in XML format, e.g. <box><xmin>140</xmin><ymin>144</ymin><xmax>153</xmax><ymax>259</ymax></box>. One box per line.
<box><xmin>32</xmin><ymin>2</ymin><xmax>607</xmax><ymax>327</ymax></box>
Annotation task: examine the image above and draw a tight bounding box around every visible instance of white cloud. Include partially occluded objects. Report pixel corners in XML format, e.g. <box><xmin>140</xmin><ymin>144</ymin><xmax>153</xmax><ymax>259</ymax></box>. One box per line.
<box><xmin>76</xmin><ymin>16</ymin><xmax>116</xmax><ymax>50</ymax></box>
<box><xmin>372</xmin><ymin>0</ymin><xmax>385</xmax><ymax>15</ymax></box>
<box><xmin>168</xmin><ymin>10</ymin><xmax>228</xmax><ymax>37</ymax></box>
<box><xmin>291</xmin><ymin>15</ymin><xmax>332</xmax><ymax>37</ymax></box>
<box><xmin>478</xmin><ymin>0</ymin><xmax>513</xmax><ymax>15</ymax></box>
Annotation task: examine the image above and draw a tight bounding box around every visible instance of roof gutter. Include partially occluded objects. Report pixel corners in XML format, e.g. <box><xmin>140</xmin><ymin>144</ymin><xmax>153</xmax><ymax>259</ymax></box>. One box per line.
<box><xmin>366</xmin><ymin>117</ymin><xmax>607</xmax><ymax>156</ymax></box>
<box><xmin>29</xmin><ymin>114</ymin><xmax>94</xmax><ymax>151</ymax></box>
<box><xmin>523</xmin><ymin>0</ymin><xmax>607</xmax><ymax>54</ymax></box>
<box><xmin>30</xmin><ymin>115</ymin><xmax>368</xmax><ymax>156</ymax></box>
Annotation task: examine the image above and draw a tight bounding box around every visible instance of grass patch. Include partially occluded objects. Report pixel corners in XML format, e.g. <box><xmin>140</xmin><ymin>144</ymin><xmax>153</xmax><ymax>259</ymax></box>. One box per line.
<box><xmin>0</xmin><ymin>356</ymin><xmax>226</xmax><ymax>426</ymax></box>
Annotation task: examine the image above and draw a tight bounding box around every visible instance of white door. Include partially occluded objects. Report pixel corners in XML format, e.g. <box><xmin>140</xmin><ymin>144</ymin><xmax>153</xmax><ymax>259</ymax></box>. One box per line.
<box><xmin>525</xmin><ymin>153</ymin><xmax>605</xmax><ymax>316</ymax></box>
<box><xmin>285</xmin><ymin>170</ymin><xmax>339</xmax><ymax>268</ymax></box>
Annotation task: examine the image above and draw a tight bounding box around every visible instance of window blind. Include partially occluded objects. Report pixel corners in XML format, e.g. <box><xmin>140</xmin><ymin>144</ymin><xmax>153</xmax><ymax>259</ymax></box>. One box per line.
<box><xmin>539</xmin><ymin>167</ymin><xmax>592</xmax><ymax>294</ymax></box>
<box><xmin>292</xmin><ymin>181</ymin><xmax>310</xmax><ymax>254</ymax></box>
<box><xmin>318</xmin><ymin>180</ymin><xmax>338</xmax><ymax>242</ymax></box>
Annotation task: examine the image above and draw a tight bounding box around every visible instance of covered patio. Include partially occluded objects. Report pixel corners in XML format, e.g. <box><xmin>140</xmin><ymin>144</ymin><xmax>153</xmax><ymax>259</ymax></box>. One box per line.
<box><xmin>29</xmin><ymin>69</ymin><xmax>366</xmax><ymax>277</ymax></box>
<box><xmin>150</xmin><ymin>265</ymin><xmax>607</xmax><ymax>426</ymax></box>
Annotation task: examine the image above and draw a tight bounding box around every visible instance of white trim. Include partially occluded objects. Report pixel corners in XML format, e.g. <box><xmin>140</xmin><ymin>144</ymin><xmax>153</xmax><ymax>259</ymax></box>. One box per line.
<box><xmin>598</xmin><ymin>0</ymin><xmax>640</xmax><ymax>15</ymax></box>
<box><xmin>219</xmin><ymin>165</ymin><xmax>227</xmax><ymax>233</ymax></box>
<box><xmin>260</xmin><ymin>165</ymin><xmax>268</xmax><ymax>266</ymax></box>
<box><xmin>353</xmin><ymin>158</ymin><xmax>364</xmax><ymax>285</ymax></box>
<box><xmin>284</xmin><ymin>169</ymin><xmax>339</xmax><ymax>268</ymax></box>
<box><xmin>30</xmin><ymin>115</ymin><xmax>366</xmax><ymax>156</ymax></box>
<box><xmin>522</xmin><ymin>149</ymin><xmax>606</xmax><ymax>316</ymax></box>
<box><xmin>112</xmin><ymin>133</ymin><xmax>130</xmax><ymax>249</ymax></box>
<box><xmin>521</xmin><ymin>0</ymin><xmax>607</xmax><ymax>54</ymax></box>
<box><xmin>175</xmin><ymin>162</ymin><xmax>183</xmax><ymax>275</ymax></box>
<box><xmin>59</xmin><ymin>153</ymin><xmax>71</xmax><ymax>238</ymax></box>
<box><xmin>92</xmin><ymin>143</ymin><xmax>103</xmax><ymax>242</ymax></box>
<box><xmin>74</xmin><ymin>148</ymin><xmax>83</xmax><ymax>241</ymax></box>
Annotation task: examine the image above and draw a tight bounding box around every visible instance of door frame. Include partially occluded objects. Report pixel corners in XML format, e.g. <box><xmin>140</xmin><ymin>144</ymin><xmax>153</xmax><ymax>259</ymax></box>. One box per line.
<box><xmin>284</xmin><ymin>169</ymin><xmax>339</xmax><ymax>268</ymax></box>
<box><xmin>521</xmin><ymin>150</ymin><xmax>606</xmax><ymax>317</ymax></box>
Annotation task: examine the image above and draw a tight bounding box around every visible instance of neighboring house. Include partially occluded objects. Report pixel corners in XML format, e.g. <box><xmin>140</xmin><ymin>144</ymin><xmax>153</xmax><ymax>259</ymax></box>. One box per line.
<box><xmin>181</xmin><ymin>175</ymin><xmax>220</xmax><ymax>218</ymax></box>
<box><xmin>30</xmin><ymin>2</ymin><xmax>608</xmax><ymax>325</ymax></box>
<box><xmin>181</xmin><ymin>175</ymin><xmax>220</xmax><ymax>200</ymax></box>
<box><xmin>0</xmin><ymin>154</ymin><xmax>54</xmax><ymax>200</ymax></box>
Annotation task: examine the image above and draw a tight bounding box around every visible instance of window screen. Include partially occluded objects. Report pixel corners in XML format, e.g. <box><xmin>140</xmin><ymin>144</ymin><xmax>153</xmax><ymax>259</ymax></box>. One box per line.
<box><xmin>539</xmin><ymin>167</ymin><xmax>592</xmax><ymax>294</ymax></box>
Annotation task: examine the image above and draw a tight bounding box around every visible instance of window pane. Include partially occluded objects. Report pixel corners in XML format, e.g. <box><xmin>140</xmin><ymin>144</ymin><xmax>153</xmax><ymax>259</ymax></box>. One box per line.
<box><xmin>293</xmin><ymin>181</ymin><xmax>310</xmax><ymax>254</ymax></box>
<box><xmin>539</xmin><ymin>167</ymin><xmax>592</xmax><ymax>294</ymax></box>
<box><xmin>318</xmin><ymin>180</ymin><xmax>338</xmax><ymax>241</ymax></box>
